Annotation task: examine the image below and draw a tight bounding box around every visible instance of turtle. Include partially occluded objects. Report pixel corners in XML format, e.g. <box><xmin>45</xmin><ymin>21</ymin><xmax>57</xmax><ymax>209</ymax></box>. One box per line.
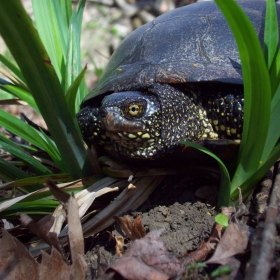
<box><xmin>77</xmin><ymin>0</ymin><xmax>280</xmax><ymax>164</ymax></box>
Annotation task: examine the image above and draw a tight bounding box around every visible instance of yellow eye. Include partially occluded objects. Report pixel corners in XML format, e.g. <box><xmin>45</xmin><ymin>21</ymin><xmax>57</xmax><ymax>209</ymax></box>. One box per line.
<box><xmin>128</xmin><ymin>103</ymin><xmax>141</xmax><ymax>116</ymax></box>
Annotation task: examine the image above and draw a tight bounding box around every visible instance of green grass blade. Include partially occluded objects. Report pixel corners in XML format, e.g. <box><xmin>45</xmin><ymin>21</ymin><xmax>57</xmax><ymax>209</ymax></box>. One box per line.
<box><xmin>268</xmin><ymin>48</ymin><xmax>280</xmax><ymax>95</ymax></box>
<box><xmin>66</xmin><ymin>65</ymin><xmax>87</xmax><ymax>117</ymax></box>
<box><xmin>1</xmin><ymin>84</ymin><xmax>38</xmax><ymax>111</ymax></box>
<box><xmin>37</xmin><ymin>129</ymin><xmax>66</xmax><ymax>171</ymax></box>
<box><xmin>0</xmin><ymin>53</ymin><xmax>25</xmax><ymax>83</ymax></box>
<box><xmin>215</xmin><ymin>0</ymin><xmax>271</xmax><ymax>196</ymax></box>
<box><xmin>32</xmin><ymin>0</ymin><xmax>68</xmax><ymax>84</ymax></box>
<box><xmin>0</xmin><ymin>109</ymin><xmax>64</xmax><ymax>171</ymax></box>
<box><xmin>231</xmin><ymin>143</ymin><xmax>280</xmax><ymax>201</ymax></box>
<box><xmin>262</xmin><ymin>85</ymin><xmax>280</xmax><ymax>160</ymax></box>
<box><xmin>0</xmin><ymin>0</ymin><xmax>91</xmax><ymax>178</ymax></box>
<box><xmin>65</xmin><ymin>0</ymin><xmax>87</xmax><ymax>112</ymax></box>
<box><xmin>0</xmin><ymin>173</ymin><xmax>71</xmax><ymax>191</ymax></box>
<box><xmin>0</xmin><ymin>200</ymin><xmax>59</xmax><ymax>217</ymax></box>
<box><xmin>264</xmin><ymin>0</ymin><xmax>279</xmax><ymax>70</ymax></box>
<box><xmin>0</xmin><ymin>139</ymin><xmax>52</xmax><ymax>176</ymax></box>
<box><xmin>0</xmin><ymin>158</ymin><xmax>29</xmax><ymax>182</ymax></box>
<box><xmin>60</xmin><ymin>0</ymin><xmax>72</xmax><ymax>26</ymax></box>
<box><xmin>181</xmin><ymin>141</ymin><xmax>231</xmax><ymax>208</ymax></box>
<box><xmin>0</xmin><ymin>157</ymin><xmax>41</xmax><ymax>193</ymax></box>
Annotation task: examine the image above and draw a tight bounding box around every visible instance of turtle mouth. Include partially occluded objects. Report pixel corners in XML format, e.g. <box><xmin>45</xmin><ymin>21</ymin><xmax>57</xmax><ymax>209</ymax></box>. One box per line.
<box><xmin>101</xmin><ymin>107</ymin><xmax>145</xmax><ymax>133</ymax></box>
<box><xmin>105</xmin><ymin>127</ymin><xmax>161</xmax><ymax>159</ymax></box>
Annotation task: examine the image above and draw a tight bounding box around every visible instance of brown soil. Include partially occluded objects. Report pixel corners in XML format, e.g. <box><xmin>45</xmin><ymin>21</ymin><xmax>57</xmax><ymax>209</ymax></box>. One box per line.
<box><xmin>81</xmin><ymin>168</ymin><xmax>280</xmax><ymax>280</ymax></box>
<box><xmin>84</xmin><ymin>175</ymin><xmax>227</xmax><ymax>279</ymax></box>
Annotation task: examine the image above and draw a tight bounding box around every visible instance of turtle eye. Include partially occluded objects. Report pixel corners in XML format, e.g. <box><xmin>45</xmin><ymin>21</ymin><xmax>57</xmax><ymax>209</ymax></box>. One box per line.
<box><xmin>128</xmin><ymin>103</ymin><xmax>142</xmax><ymax>116</ymax></box>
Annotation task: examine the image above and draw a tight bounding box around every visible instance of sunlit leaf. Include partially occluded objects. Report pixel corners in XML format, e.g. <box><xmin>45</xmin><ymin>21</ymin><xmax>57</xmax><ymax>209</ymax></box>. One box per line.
<box><xmin>215</xmin><ymin>0</ymin><xmax>271</xmax><ymax>200</ymax></box>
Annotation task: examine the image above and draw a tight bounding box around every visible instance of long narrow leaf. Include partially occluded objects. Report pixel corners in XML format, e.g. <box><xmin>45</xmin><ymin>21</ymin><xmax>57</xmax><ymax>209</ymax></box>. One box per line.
<box><xmin>0</xmin><ymin>158</ymin><xmax>28</xmax><ymax>182</ymax></box>
<box><xmin>215</xmin><ymin>0</ymin><xmax>271</xmax><ymax>196</ymax></box>
<box><xmin>0</xmin><ymin>109</ymin><xmax>64</xmax><ymax>170</ymax></box>
<box><xmin>181</xmin><ymin>141</ymin><xmax>231</xmax><ymax>208</ymax></box>
<box><xmin>60</xmin><ymin>0</ymin><xmax>72</xmax><ymax>27</ymax></box>
<box><xmin>269</xmin><ymin>48</ymin><xmax>280</xmax><ymax>95</ymax></box>
<box><xmin>0</xmin><ymin>54</ymin><xmax>25</xmax><ymax>83</ymax></box>
<box><xmin>0</xmin><ymin>139</ymin><xmax>52</xmax><ymax>176</ymax></box>
<box><xmin>32</xmin><ymin>0</ymin><xmax>68</xmax><ymax>84</ymax></box>
<box><xmin>0</xmin><ymin>173</ymin><xmax>71</xmax><ymax>191</ymax></box>
<box><xmin>0</xmin><ymin>84</ymin><xmax>38</xmax><ymax>111</ymax></box>
<box><xmin>0</xmin><ymin>200</ymin><xmax>59</xmax><ymax>217</ymax></box>
<box><xmin>0</xmin><ymin>0</ymin><xmax>91</xmax><ymax>178</ymax></box>
<box><xmin>231</xmin><ymin>143</ymin><xmax>280</xmax><ymax>201</ymax></box>
<box><xmin>66</xmin><ymin>0</ymin><xmax>87</xmax><ymax>112</ymax></box>
<box><xmin>262</xmin><ymin>85</ymin><xmax>280</xmax><ymax>160</ymax></box>
<box><xmin>264</xmin><ymin>0</ymin><xmax>279</xmax><ymax>70</ymax></box>
<box><xmin>66</xmin><ymin>65</ymin><xmax>87</xmax><ymax>117</ymax></box>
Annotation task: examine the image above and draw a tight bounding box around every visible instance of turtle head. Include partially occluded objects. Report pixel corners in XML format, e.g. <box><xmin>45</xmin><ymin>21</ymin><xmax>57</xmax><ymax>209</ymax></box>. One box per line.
<box><xmin>77</xmin><ymin>83</ymin><xmax>217</xmax><ymax>160</ymax></box>
<box><xmin>99</xmin><ymin>90</ymin><xmax>163</xmax><ymax>158</ymax></box>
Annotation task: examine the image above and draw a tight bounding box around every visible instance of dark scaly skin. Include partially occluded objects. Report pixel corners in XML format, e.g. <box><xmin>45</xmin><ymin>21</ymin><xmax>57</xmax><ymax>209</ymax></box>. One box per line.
<box><xmin>77</xmin><ymin>83</ymin><xmax>244</xmax><ymax>160</ymax></box>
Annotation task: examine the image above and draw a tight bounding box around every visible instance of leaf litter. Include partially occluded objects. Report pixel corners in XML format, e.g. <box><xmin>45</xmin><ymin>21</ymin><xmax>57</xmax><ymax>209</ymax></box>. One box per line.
<box><xmin>1</xmin><ymin>163</ymin><xmax>280</xmax><ymax>279</ymax></box>
<box><xmin>0</xmin><ymin>179</ymin><xmax>88</xmax><ymax>280</ymax></box>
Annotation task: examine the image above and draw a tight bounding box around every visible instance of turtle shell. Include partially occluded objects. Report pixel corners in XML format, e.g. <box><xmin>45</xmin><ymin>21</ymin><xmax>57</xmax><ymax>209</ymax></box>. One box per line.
<box><xmin>82</xmin><ymin>0</ymin><xmax>279</xmax><ymax>106</ymax></box>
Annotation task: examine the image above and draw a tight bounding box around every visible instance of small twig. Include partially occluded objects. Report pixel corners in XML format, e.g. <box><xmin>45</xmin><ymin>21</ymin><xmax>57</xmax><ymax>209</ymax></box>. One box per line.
<box><xmin>245</xmin><ymin>163</ymin><xmax>280</xmax><ymax>280</ymax></box>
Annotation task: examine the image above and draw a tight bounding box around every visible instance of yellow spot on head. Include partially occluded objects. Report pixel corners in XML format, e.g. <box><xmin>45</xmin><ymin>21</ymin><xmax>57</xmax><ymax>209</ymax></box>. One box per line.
<box><xmin>193</xmin><ymin>63</ymin><xmax>197</xmax><ymax>67</ymax></box>
<box><xmin>142</xmin><ymin>133</ymin><xmax>150</xmax><ymax>139</ymax></box>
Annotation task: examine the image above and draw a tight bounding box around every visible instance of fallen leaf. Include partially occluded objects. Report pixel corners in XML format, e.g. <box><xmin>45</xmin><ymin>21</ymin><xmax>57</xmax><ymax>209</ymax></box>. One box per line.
<box><xmin>109</xmin><ymin>228</ymin><xmax>185</xmax><ymax>280</ymax></box>
<box><xmin>206</xmin><ymin>222</ymin><xmax>249</xmax><ymax>264</ymax></box>
<box><xmin>19</xmin><ymin>214</ymin><xmax>66</xmax><ymax>260</ymax></box>
<box><xmin>0</xmin><ymin>181</ymin><xmax>88</xmax><ymax>280</ymax></box>
<box><xmin>0</xmin><ymin>228</ymin><xmax>39</xmax><ymax>280</ymax></box>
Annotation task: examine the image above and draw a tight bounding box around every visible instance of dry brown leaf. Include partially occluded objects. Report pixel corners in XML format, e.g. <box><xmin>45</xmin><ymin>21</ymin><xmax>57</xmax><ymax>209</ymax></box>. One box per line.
<box><xmin>39</xmin><ymin>249</ymin><xmax>72</xmax><ymax>279</ymax></box>
<box><xmin>19</xmin><ymin>214</ymin><xmax>66</xmax><ymax>260</ymax></box>
<box><xmin>206</xmin><ymin>222</ymin><xmax>249</xmax><ymax>264</ymax></box>
<box><xmin>109</xmin><ymin>228</ymin><xmax>184</xmax><ymax>280</ymax></box>
<box><xmin>0</xmin><ymin>228</ymin><xmax>39</xmax><ymax>280</ymax></box>
<box><xmin>0</xmin><ymin>181</ymin><xmax>88</xmax><ymax>280</ymax></box>
<box><xmin>114</xmin><ymin>215</ymin><xmax>146</xmax><ymax>240</ymax></box>
<box><xmin>221</xmin><ymin>206</ymin><xmax>236</xmax><ymax>220</ymax></box>
<box><xmin>47</xmin><ymin>179</ymin><xmax>88</xmax><ymax>276</ymax></box>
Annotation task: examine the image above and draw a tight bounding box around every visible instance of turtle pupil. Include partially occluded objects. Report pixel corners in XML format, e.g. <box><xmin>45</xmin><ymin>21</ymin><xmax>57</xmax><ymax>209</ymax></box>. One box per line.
<box><xmin>128</xmin><ymin>104</ymin><xmax>141</xmax><ymax>116</ymax></box>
